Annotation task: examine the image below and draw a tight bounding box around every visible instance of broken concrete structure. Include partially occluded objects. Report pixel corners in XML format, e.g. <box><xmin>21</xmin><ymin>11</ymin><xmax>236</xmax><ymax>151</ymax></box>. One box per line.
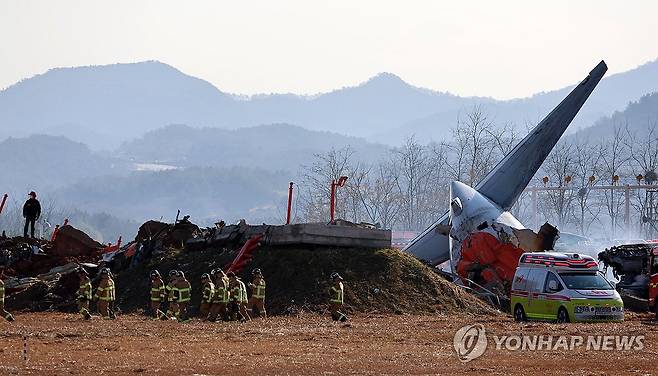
<box><xmin>189</xmin><ymin>221</ymin><xmax>391</xmax><ymax>250</ymax></box>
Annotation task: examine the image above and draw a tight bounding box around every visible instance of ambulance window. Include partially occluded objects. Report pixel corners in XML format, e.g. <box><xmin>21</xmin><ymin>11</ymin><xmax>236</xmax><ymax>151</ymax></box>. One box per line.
<box><xmin>512</xmin><ymin>268</ymin><xmax>530</xmax><ymax>291</ymax></box>
<box><xmin>652</xmin><ymin>254</ymin><xmax>658</xmax><ymax>275</ymax></box>
<box><xmin>559</xmin><ymin>272</ymin><xmax>613</xmax><ymax>290</ymax></box>
<box><xmin>543</xmin><ymin>272</ymin><xmax>563</xmax><ymax>293</ymax></box>
<box><xmin>527</xmin><ymin>269</ymin><xmax>547</xmax><ymax>292</ymax></box>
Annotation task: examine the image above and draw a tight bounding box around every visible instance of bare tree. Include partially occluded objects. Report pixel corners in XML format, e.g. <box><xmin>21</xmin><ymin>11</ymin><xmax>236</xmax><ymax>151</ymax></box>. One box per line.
<box><xmin>416</xmin><ymin>142</ymin><xmax>451</xmax><ymax>228</ymax></box>
<box><xmin>599</xmin><ymin>126</ymin><xmax>631</xmax><ymax>238</ymax></box>
<box><xmin>342</xmin><ymin>162</ymin><xmax>369</xmax><ymax>223</ymax></box>
<box><xmin>490</xmin><ymin>121</ymin><xmax>521</xmax><ymax>156</ymax></box>
<box><xmin>537</xmin><ymin>142</ymin><xmax>578</xmax><ymax>228</ymax></box>
<box><xmin>445</xmin><ymin>106</ymin><xmax>519</xmax><ymax>186</ymax></box>
<box><xmin>624</xmin><ymin>120</ymin><xmax>658</xmax><ymax>236</ymax></box>
<box><xmin>350</xmin><ymin>160</ymin><xmax>403</xmax><ymax>229</ymax></box>
<box><xmin>572</xmin><ymin>138</ymin><xmax>604</xmax><ymax>236</ymax></box>
<box><xmin>395</xmin><ymin>136</ymin><xmax>431</xmax><ymax>230</ymax></box>
<box><xmin>449</xmin><ymin>107</ymin><xmax>498</xmax><ymax>185</ymax></box>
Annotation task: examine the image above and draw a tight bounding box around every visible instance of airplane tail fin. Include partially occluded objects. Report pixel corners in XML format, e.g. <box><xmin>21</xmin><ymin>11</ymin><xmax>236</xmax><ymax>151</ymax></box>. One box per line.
<box><xmin>476</xmin><ymin>60</ymin><xmax>607</xmax><ymax>209</ymax></box>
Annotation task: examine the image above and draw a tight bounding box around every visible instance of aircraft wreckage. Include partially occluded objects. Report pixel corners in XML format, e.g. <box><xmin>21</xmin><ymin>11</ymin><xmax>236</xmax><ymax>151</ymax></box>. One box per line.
<box><xmin>404</xmin><ymin>61</ymin><xmax>608</xmax><ymax>294</ymax></box>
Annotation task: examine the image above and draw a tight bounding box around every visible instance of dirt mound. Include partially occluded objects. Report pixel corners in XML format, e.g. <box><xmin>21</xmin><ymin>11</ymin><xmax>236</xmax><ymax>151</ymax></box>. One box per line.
<box><xmin>252</xmin><ymin>247</ymin><xmax>493</xmax><ymax>315</ymax></box>
<box><xmin>116</xmin><ymin>246</ymin><xmax>494</xmax><ymax>316</ymax></box>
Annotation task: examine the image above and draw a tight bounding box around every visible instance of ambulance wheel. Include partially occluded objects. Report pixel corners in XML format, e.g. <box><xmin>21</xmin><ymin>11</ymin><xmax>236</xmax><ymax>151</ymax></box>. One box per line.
<box><xmin>654</xmin><ymin>303</ymin><xmax>658</xmax><ymax>321</ymax></box>
<box><xmin>557</xmin><ymin>307</ymin><xmax>570</xmax><ymax>323</ymax></box>
<box><xmin>513</xmin><ymin>304</ymin><xmax>526</xmax><ymax>322</ymax></box>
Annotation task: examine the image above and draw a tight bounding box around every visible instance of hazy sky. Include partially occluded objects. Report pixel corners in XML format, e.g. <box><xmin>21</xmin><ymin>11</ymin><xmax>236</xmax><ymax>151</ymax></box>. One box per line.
<box><xmin>1</xmin><ymin>0</ymin><xmax>657</xmax><ymax>99</ymax></box>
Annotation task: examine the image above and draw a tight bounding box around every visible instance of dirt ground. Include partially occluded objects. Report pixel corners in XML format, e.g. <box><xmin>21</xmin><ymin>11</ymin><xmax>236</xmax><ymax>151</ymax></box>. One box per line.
<box><xmin>1</xmin><ymin>312</ymin><xmax>657</xmax><ymax>375</ymax></box>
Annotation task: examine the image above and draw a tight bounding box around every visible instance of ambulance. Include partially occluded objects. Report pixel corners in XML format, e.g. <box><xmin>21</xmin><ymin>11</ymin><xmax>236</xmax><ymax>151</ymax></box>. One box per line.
<box><xmin>510</xmin><ymin>252</ymin><xmax>624</xmax><ymax>323</ymax></box>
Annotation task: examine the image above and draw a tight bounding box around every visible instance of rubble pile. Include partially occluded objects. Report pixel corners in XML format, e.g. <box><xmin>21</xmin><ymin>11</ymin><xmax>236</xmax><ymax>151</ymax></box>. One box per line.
<box><xmin>1</xmin><ymin>225</ymin><xmax>102</xmax><ymax>276</ymax></box>
<box><xmin>136</xmin><ymin>219</ymin><xmax>201</xmax><ymax>250</ymax></box>
<box><xmin>0</xmin><ymin>237</ymin><xmax>49</xmax><ymax>275</ymax></box>
<box><xmin>1</xmin><ymin>225</ymin><xmax>103</xmax><ymax>311</ymax></box>
<box><xmin>3</xmin><ymin>216</ymin><xmax>493</xmax><ymax>317</ymax></box>
<box><xmin>5</xmin><ymin>262</ymin><xmax>99</xmax><ymax>312</ymax></box>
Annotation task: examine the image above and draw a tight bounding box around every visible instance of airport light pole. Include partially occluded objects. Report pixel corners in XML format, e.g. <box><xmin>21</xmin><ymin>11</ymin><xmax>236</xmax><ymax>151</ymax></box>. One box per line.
<box><xmin>330</xmin><ymin>176</ymin><xmax>348</xmax><ymax>223</ymax></box>
<box><xmin>286</xmin><ymin>182</ymin><xmax>294</xmax><ymax>225</ymax></box>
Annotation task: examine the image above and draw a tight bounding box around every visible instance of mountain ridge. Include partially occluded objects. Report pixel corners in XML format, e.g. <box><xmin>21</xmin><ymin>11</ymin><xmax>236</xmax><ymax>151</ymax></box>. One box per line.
<box><xmin>2</xmin><ymin>59</ymin><xmax>658</xmax><ymax>148</ymax></box>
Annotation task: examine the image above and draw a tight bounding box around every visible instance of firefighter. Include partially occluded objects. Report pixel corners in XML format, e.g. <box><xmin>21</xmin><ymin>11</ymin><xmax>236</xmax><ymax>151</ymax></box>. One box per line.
<box><xmin>227</xmin><ymin>272</ymin><xmax>250</xmax><ymax>322</ymax></box>
<box><xmin>238</xmin><ymin>275</ymin><xmax>250</xmax><ymax>320</ymax></box>
<box><xmin>94</xmin><ymin>268</ymin><xmax>116</xmax><ymax>319</ymax></box>
<box><xmin>247</xmin><ymin>268</ymin><xmax>267</xmax><ymax>318</ymax></box>
<box><xmin>76</xmin><ymin>268</ymin><xmax>93</xmax><ymax>320</ymax></box>
<box><xmin>164</xmin><ymin>270</ymin><xmax>179</xmax><ymax>320</ymax></box>
<box><xmin>199</xmin><ymin>273</ymin><xmax>214</xmax><ymax>320</ymax></box>
<box><xmin>208</xmin><ymin>268</ymin><xmax>229</xmax><ymax>322</ymax></box>
<box><xmin>0</xmin><ymin>267</ymin><xmax>15</xmax><ymax>322</ymax></box>
<box><xmin>174</xmin><ymin>271</ymin><xmax>191</xmax><ymax>322</ymax></box>
<box><xmin>107</xmin><ymin>269</ymin><xmax>117</xmax><ymax>319</ymax></box>
<box><xmin>329</xmin><ymin>272</ymin><xmax>347</xmax><ymax>322</ymax></box>
<box><xmin>149</xmin><ymin>270</ymin><xmax>166</xmax><ymax>320</ymax></box>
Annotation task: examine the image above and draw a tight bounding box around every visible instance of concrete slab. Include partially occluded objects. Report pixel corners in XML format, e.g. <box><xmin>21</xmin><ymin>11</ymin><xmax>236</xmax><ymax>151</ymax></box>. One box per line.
<box><xmin>205</xmin><ymin>222</ymin><xmax>391</xmax><ymax>249</ymax></box>
<box><xmin>267</xmin><ymin>223</ymin><xmax>391</xmax><ymax>249</ymax></box>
